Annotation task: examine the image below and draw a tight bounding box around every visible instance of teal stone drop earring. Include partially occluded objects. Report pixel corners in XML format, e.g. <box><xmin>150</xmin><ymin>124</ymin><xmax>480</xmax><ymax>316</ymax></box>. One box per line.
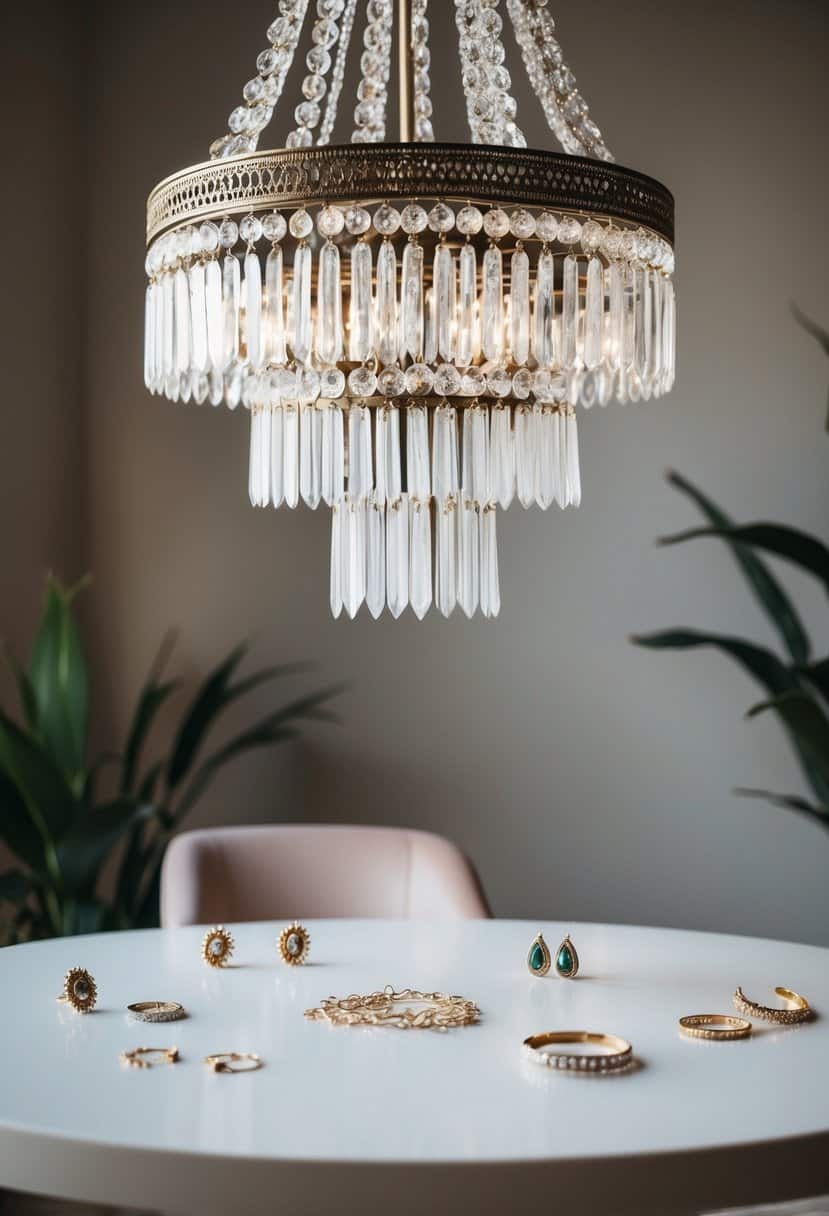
<box><xmin>555</xmin><ymin>934</ymin><xmax>579</xmax><ymax>979</ymax></box>
<box><xmin>527</xmin><ymin>932</ymin><xmax>551</xmax><ymax>977</ymax></box>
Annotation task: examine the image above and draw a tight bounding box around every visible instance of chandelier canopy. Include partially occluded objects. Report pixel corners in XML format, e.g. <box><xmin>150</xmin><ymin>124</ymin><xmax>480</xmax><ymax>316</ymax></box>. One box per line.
<box><xmin>144</xmin><ymin>0</ymin><xmax>676</xmax><ymax>620</ymax></box>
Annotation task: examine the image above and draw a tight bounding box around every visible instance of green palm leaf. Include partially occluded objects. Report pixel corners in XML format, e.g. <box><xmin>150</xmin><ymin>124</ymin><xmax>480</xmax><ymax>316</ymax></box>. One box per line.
<box><xmin>659</xmin><ymin>524</ymin><xmax>829</xmax><ymax>597</ymax></box>
<box><xmin>28</xmin><ymin>577</ymin><xmax>89</xmax><ymax>784</ymax></box>
<box><xmin>664</xmin><ymin>471</ymin><xmax>810</xmax><ymax>664</ymax></box>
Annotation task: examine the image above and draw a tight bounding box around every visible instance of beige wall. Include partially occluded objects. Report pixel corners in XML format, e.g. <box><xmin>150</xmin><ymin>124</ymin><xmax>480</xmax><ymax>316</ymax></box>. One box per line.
<box><xmin>10</xmin><ymin>1</ymin><xmax>829</xmax><ymax>941</ymax></box>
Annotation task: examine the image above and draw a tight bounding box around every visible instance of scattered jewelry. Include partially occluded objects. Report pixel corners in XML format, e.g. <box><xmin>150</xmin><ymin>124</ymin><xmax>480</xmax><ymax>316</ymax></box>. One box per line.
<box><xmin>306</xmin><ymin>985</ymin><xmax>480</xmax><ymax>1030</ymax></box>
<box><xmin>121</xmin><ymin>1046</ymin><xmax>179</xmax><ymax>1069</ymax></box>
<box><xmin>202</xmin><ymin>926</ymin><xmax>234</xmax><ymax>968</ymax></box>
<box><xmin>679</xmin><ymin>1014</ymin><xmax>751</xmax><ymax>1040</ymax></box>
<box><xmin>278</xmin><ymin>921</ymin><xmax>310</xmax><ymax>966</ymax></box>
<box><xmin>204</xmin><ymin>1052</ymin><xmax>262</xmax><ymax>1073</ymax></box>
<box><xmin>523</xmin><ymin>1031</ymin><xmax>633</xmax><ymax>1073</ymax></box>
<box><xmin>733</xmin><ymin>986</ymin><xmax>812</xmax><ymax>1025</ymax></box>
<box><xmin>127</xmin><ymin>1001</ymin><xmax>187</xmax><ymax>1023</ymax></box>
<box><xmin>56</xmin><ymin>967</ymin><xmax>97</xmax><ymax>1013</ymax></box>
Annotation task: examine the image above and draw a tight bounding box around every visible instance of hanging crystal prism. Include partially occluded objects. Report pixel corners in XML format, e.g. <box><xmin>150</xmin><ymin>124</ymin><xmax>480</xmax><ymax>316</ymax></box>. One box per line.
<box><xmin>321</xmin><ymin>404</ymin><xmax>344</xmax><ymax>506</ymax></box>
<box><xmin>562</xmin><ymin>253</ymin><xmax>579</xmax><ymax>368</ymax></box>
<box><xmin>482</xmin><ymin>246</ymin><xmax>504</xmax><ymax>363</ymax></box>
<box><xmin>244</xmin><ymin>250</ymin><xmax>262</xmax><ymax>369</ymax></box>
<box><xmin>283</xmin><ymin>403</ymin><xmax>299</xmax><ymax>508</ymax></box>
<box><xmin>222</xmin><ymin>254</ymin><xmax>240</xmax><ymax>370</ymax></box>
<box><xmin>436</xmin><ymin>503</ymin><xmax>457</xmax><ymax>618</ymax></box>
<box><xmin>514</xmin><ymin>403</ymin><xmax>536</xmax><ymax>507</ymax></box>
<box><xmin>510</xmin><ymin>247</ymin><xmax>530</xmax><ymax>365</ymax></box>
<box><xmin>205</xmin><ymin>259</ymin><xmax>222</xmax><ymax>371</ymax></box>
<box><xmin>330</xmin><ymin>503</ymin><xmax>343</xmax><ymax>619</ymax></box>
<box><xmin>434</xmin><ymin>243</ymin><xmax>456</xmax><ymax>361</ymax></box>
<box><xmin>376</xmin><ymin>241</ymin><xmax>398</xmax><ymax>366</ymax></box>
<box><xmin>264</xmin><ymin>245</ymin><xmax>286</xmax><ymax>365</ymax></box>
<box><xmin>291</xmin><ymin>243</ymin><xmax>312</xmax><ymax>364</ymax></box>
<box><xmin>174</xmin><ymin>267</ymin><xmax>191</xmax><ymax>375</ymax></box>
<box><xmin>457</xmin><ymin>500</ymin><xmax>479</xmax><ymax>619</ymax></box>
<box><xmin>349</xmin><ymin>240</ymin><xmax>373</xmax><ymax>362</ymax></box>
<box><xmin>456</xmin><ymin>244</ymin><xmax>477</xmax><ymax>368</ymax></box>
<box><xmin>342</xmin><ymin>496</ymin><xmax>366</xmax><ymax>619</ymax></box>
<box><xmin>316</xmin><ymin>241</ymin><xmax>343</xmax><ymax>366</ymax></box>
<box><xmin>348</xmin><ymin>405</ymin><xmax>373</xmax><ymax>500</ymax></box>
<box><xmin>271</xmin><ymin>402</ymin><xmax>284</xmax><ymax>507</ymax></box>
<box><xmin>401</xmin><ymin>240</ymin><xmax>424</xmax><ymax>360</ymax></box>
<box><xmin>407</xmin><ymin>404</ymin><xmax>431</xmax><ymax>501</ymax></box>
<box><xmin>366</xmin><ymin>494</ymin><xmax>386</xmax><ymax>619</ymax></box>
<box><xmin>409</xmin><ymin>498</ymin><xmax>432</xmax><ymax>620</ymax></box>
<box><xmin>479</xmin><ymin>505</ymin><xmax>500</xmax><ymax>618</ymax></box>
<box><xmin>386</xmin><ymin>494</ymin><xmax>409</xmax><ymax>618</ymax></box>
<box><xmin>188</xmin><ymin>262</ymin><xmax>208</xmax><ymax>373</ymax></box>
<box><xmin>584</xmin><ymin>256</ymin><xmax>603</xmax><ymax>370</ymax></box>
<box><xmin>490</xmin><ymin>405</ymin><xmax>515</xmax><ymax>508</ymax></box>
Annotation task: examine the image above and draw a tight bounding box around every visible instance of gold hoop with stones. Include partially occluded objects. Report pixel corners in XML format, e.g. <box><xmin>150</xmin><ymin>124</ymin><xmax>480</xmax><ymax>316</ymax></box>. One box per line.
<box><xmin>733</xmin><ymin>986</ymin><xmax>812</xmax><ymax>1025</ymax></box>
<box><xmin>278</xmin><ymin>921</ymin><xmax>310</xmax><ymax>966</ymax></box>
<box><xmin>679</xmin><ymin>1014</ymin><xmax>751</xmax><ymax>1041</ymax></box>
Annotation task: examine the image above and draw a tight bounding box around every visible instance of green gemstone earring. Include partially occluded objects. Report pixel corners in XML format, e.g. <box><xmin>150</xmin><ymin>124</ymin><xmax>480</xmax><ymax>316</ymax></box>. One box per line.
<box><xmin>555</xmin><ymin>934</ymin><xmax>580</xmax><ymax>979</ymax></box>
<box><xmin>527</xmin><ymin>931</ymin><xmax>551</xmax><ymax>977</ymax></box>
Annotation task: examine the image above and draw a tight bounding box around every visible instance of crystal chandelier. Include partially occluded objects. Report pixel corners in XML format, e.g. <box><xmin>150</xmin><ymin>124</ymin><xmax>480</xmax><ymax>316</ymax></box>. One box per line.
<box><xmin>144</xmin><ymin>0</ymin><xmax>675</xmax><ymax>620</ymax></box>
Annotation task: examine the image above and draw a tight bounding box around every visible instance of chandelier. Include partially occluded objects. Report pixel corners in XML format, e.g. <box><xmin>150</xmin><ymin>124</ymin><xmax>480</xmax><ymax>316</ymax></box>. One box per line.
<box><xmin>143</xmin><ymin>0</ymin><xmax>675</xmax><ymax>620</ymax></box>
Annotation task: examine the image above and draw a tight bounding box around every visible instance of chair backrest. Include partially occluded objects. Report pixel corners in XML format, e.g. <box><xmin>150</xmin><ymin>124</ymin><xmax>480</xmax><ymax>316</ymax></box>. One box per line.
<box><xmin>160</xmin><ymin>824</ymin><xmax>491</xmax><ymax>925</ymax></box>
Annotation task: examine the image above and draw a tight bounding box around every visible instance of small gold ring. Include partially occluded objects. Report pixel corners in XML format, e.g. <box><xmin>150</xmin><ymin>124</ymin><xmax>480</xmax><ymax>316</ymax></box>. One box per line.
<box><xmin>523</xmin><ymin>1031</ymin><xmax>633</xmax><ymax>1073</ymax></box>
<box><xmin>120</xmin><ymin>1046</ymin><xmax>179</xmax><ymax>1069</ymax></box>
<box><xmin>127</xmin><ymin>1001</ymin><xmax>187</xmax><ymax>1023</ymax></box>
<box><xmin>679</xmin><ymin>1014</ymin><xmax>751</xmax><ymax>1040</ymax></box>
<box><xmin>56</xmin><ymin>967</ymin><xmax>97</xmax><ymax>1013</ymax></box>
<box><xmin>733</xmin><ymin>986</ymin><xmax>812</xmax><ymax>1025</ymax></box>
<box><xmin>204</xmin><ymin>1052</ymin><xmax>263</xmax><ymax>1073</ymax></box>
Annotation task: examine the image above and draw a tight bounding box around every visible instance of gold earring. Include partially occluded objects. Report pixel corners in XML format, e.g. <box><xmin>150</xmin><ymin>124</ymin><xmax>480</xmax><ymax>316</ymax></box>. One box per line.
<box><xmin>554</xmin><ymin>935</ymin><xmax>579</xmax><ymax>979</ymax></box>
<box><xmin>202</xmin><ymin>926</ymin><xmax>234</xmax><ymax>968</ymax></box>
<box><xmin>527</xmin><ymin>932</ymin><xmax>551</xmax><ymax>976</ymax></box>
<box><xmin>278</xmin><ymin>921</ymin><xmax>310</xmax><ymax>966</ymax></box>
<box><xmin>56</xmin><ymin>967</ymin><xmax>98</xmax><ymax>1013</ymax></box>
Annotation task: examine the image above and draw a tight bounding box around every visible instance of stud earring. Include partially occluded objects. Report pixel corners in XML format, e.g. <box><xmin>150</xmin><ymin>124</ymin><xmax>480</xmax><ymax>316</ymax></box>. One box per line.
<box><xmin>278</xmin><ymin>921</ymin><xmax>310</xmax><ymax>966</ymax></box>
<box><xmin>527</xmin><ymin>932</ymin><xmax>551</xmax><ymax>977</ymax></box>
<box><xmin>202</xmin><ymin>926</ymin><xmax>234</xmax><ymax>968</ymax></box>
<box><xmin>555</xmin><ymin>934</ymin><xmax>579</xmax><ymax>979</ymax></box>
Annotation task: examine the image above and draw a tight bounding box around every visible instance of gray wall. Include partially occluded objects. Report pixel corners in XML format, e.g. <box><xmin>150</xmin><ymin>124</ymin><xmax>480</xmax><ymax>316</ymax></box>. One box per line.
<box><xmin>8</xmin><ymin>1</ymin><xmax>829</xmax><ymax>941</ymax></box>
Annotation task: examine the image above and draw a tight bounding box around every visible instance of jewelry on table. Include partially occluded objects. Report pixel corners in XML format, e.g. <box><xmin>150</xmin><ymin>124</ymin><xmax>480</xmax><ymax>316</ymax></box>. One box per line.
<box><xmin>56</xmin><ymin>967</ymin><xmax>97</xmax><ymax>1013</ymax></box>
<box><xmin>202</xmin><ymin>926</ymin><xmax>234</xmax><ymax>968</ymax></box>
<box><xmin>523</xmin><ymin>1031</ymin><xmax>634</xmax><ymax>1074</ymax></box>
<box><xmin>554</xmin><ymin>934</ymin><xmax>579</xmax><ymax>979</ymax></box>
<box><xmin>127</xmin><ymin>1001</ymin><xmax>187</xmax><ymax>1023</ymax></box>
<box><xmin>733</xmin><ymin>986</ymin><xmax>812</xmax><ymax>1025</ymax></box>
<box><xmin>679</xmin><ymin>1014</ymin><xmax>752</xmax><ymax>1040</ymax></box>
<box><xmin>278</xmin><ymin>921</ymin><xmax>310</xmax><ymax>966</ymax></box>
<box><xmin>305</xmin><ymin>985</ymin><xmax>480</xmax><ymax>1030</ymax></box>
<box><xmin>204</xmin><ymin>1052</ymin><xmax>263</xmax><ymax>1073</ymax></box>
<box><xmin>527</xmin><ymin>932</ymin><xmax>551</xmax><ymax>976</ymax></box>
<box><xmin>120</xmin><ymin>1046</ymin><xmax>179</xmax><ymax>1069</ymax></box>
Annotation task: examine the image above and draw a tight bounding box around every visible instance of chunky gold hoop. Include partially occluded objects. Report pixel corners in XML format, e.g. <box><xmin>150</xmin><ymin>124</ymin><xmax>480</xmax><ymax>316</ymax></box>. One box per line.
<box><xmin>679</xmin><ymin>1014</ymin><xmax>751</xmax><ymax>1041</ymax></box>
<box><xmin>733</xmin><ymin>986</ymin><xmax>812</xmax><ymax>1025</ymax></box>
<box><xmin>523</xmin><ymin>1031</ymin><xmax>633</xmax><ymax>1073</ymax></box>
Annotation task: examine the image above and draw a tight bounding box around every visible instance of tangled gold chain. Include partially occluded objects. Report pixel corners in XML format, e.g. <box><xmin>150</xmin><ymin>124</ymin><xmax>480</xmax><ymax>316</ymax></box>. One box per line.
<box><xmin>305</xmin><ymin>985</ymin><xmax>480</xmax><ymax>1030</ymax></box>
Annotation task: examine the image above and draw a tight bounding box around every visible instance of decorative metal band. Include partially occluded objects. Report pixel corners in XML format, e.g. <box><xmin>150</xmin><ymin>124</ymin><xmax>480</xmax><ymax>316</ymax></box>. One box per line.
<box><xmin>147</xmin><ymin>142</ymin><xmax>674</xmax><ymax>245</ymax></box>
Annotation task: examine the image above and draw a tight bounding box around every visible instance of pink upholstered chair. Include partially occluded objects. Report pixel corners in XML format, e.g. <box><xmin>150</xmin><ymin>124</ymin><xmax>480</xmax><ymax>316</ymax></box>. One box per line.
<box><xmin>160</xmin><ymin>824</ymin><xmax>491</xmax><ymax>925</ymax></box>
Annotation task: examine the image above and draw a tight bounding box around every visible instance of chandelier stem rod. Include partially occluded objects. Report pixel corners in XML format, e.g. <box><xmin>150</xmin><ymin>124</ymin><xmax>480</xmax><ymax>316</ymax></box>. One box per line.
<box><xmin>397</xmin><ymin>0</ymin><xmax>415</xmax><ymax>143</ymax></box>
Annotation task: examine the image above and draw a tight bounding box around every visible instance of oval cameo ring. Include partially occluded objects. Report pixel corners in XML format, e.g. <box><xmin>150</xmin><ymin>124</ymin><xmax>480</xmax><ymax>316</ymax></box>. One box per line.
<box><xmin>202</xmin><ymin>926</ymin><xmax>234</xmax><ymax>968</ymax></box>
<box><xmin>278</xmin><ymin>921</ymin><xmax>310</xmax><ymax>966</ymax></box>
<box><xmin>56</xmin><ymin>967</ymin><xmax>97</xmax><ymax>1013</ymax></box>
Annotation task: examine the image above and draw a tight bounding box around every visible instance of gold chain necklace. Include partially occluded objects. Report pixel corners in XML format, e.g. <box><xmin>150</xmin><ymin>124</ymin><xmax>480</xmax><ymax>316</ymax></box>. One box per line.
<box><xmin>305</xmin><ymin>985</ymin><xmax>480</xmax><ymax>1030</ymax></box>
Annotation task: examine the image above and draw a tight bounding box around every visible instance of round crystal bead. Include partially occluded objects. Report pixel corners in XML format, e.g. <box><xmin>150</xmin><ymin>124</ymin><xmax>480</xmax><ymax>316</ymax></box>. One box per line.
<box><xmin>295</xmin><ymin>100</ymin><xmax>321</xmax><ymax>127</ymax></box>
<box><xmin>405</xmin><ymin>363</ymin><xmax>434</xmax><ymax>394</ymax></box>
<box><xmin>268</xmin><ymin>16</ymin><xmax>294</xmax><ymax>44</ymax></box>
<box><xmin>581</xmin><ymin>220</ymin><xmax>604</xmax><ymax>253</ymax></box>
<box><xmin>317</xmin><ymin>205</ymin><xmax>345</xmax><ymax>238</ymax></box>
<box><xmin>218</xmin><ymin>219</ymin><xmax>239</xmax><ymax>249</ymax></box>
<box><xmin>373</xmin><ymin>204</ymin><xmax>402</xmax><ymax>236</ymax></box>
<box><xmin>312</xmin><ymin>18</ymin><xmax>339</xmax><ymax>47</ymax></box>
<box><xmin>262</xmin><ymin>211</ymin><xmax>287</xmax><ymax>242</ymax></box>
<box><xmin>427</xmin><ymin>202</ymin><xmax>455</xmax><ymax>234</ymax></box>
<box><xmin>319</xmin><ymin>367</ymin><xmax>346</xmax><ymax>398</ymax></box>
<box><xmin>511</xmin><ymin>368</ymin><xmax>533</xmax><ymax>399</ymax></box>
<box><xmin>273</xmin><ymin>366</ymin><xmax>298</xmax><ymax>397</ymax></box>
<box><xmin>433</xmin><ymin>364</ymin><xmax>461</xmax><ymax>397</ymax></box>
<box><xmin>228</xmin><ymin>106</ymin><xmax>250</xmax><ymax>133</ymax></box>
<box><xmin>456</xmin><ymin>205</ymin><xmax>483</xmax><ymax>236</ymax></box>
<box><xmin>400</xmin><ymin>203</ymin><xmax>428</xmax><ymax>234</ymax></box>
<box><xmin>601</xmin><ymin>226</ymin><xmax>622</xmax><ymax>259</ymax></box>
<box><xmin>257</xmin><ymin>48</ymin><xmax>279</xmax><ymax>75</ymax></box>
<box><xmin>377</xmin><ymin>366</ymin><xmax>405</xmax><ymax>396</ymax></box>
<box><xmin>302</xmin><ymin>72</ymin><xmax>327</xmax><ymax>101</ymax></box>
<box><xmin>297</xmin><ymin>366</ymin><xmax>321</xmax><ymax>402</ymax></box>
<box><xmin>486</xmin><ymin>367</ymin><xmax>512</xmax><ymax>397</ymax></box>
<box><xmin>286</xmin><ymin>128</ymin><xmax>313</xmax><ymax>148</ymax></box>
<box><xmin>461</xmin><ymin>367</ymin><xmax>486</xmax><ymax>395</ymax></box>
<box><xmin>620</xmin><ymin>230</ymin><xmax>638</xmax><ymax>261</ymax></box>
<box><xmin>536</xmin><ymin>212</ymin><xmax>559</xmax><ymax>242</ymax></box>
<box><xmin>289</xmin><ymin>209</ymin><xmax>314</xmax><ymax>239</ymax></box>
<box><xmin>509</xmin><ymin>209</ymin><xmax>536</xmax><ymax>240</ymax></box>
<box><xmin>243</xmin><ymin>77</ymin><xmax>264</xmax><ymax>103</ymax></box>
<box><xmin>483</xmin><ymin>208</ymin><xmax>509</xmax><ymax>240</ymax></box>
<box><xmin>348</xmin><ymin>366</ymin><xmax>378</xmax><ymax>397</ymax></box>
<box><xmin>198</xmin><ymin>221</ymin><xmax>220</xmax><ymax>254</ymax></box>
<box><xmin>239</xmin><ymin>215</ymin><xmax>263</xmax><ymax>244</ymax></box>
<box><xmin>344</xmin><ymin>207</ymin><xmax>371</xmax><ymax>236</ymax></box>
<box><xmin>558</xmin><ymin>216</ymin><xmax>583</xmax><ymax>245</ymax></box>
<box><xmin>415</xmin><ymin>118</ymin><xmax>434</xmax><ymax>141</ymax></box>
<box><xmin>306</xmin><ymin>46</ymin><xmax>331</xmax><ymax>73</ymax></box>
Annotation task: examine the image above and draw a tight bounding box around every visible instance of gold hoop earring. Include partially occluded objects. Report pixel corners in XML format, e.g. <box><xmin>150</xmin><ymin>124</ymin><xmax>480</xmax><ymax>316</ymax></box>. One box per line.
<box><xmin>120</xmin><ymin>1046</ymin><xmax>180</xmax><ymax>1068</ymax></box>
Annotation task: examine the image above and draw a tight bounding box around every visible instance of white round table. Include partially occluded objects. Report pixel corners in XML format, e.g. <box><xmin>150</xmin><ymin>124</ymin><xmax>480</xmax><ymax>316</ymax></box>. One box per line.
<box><xmin>1</xmin><ymin>920</ymin><xmax>827</xmax><ymax>1215</ymax></box>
